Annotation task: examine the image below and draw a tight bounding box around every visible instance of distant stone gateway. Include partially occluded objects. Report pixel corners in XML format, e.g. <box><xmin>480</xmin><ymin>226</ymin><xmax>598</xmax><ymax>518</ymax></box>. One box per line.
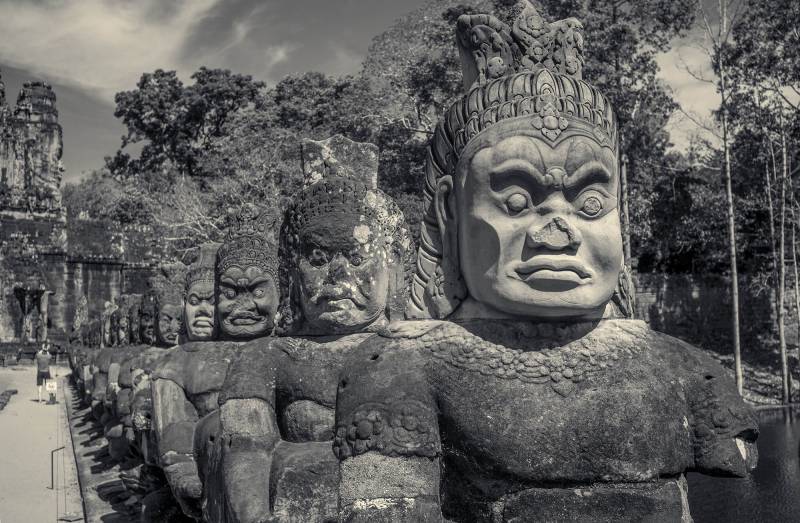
<box><xmin>0</xmin><ymin>70</ymin><xmax>167</xmax><ymax>348</ymax></box>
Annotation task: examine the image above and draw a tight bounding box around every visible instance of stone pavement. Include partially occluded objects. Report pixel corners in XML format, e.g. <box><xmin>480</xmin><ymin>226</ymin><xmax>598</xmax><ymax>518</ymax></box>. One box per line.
<box><xmin>62</xmin><ymin>370</ymin><xmax>137</xmax><ymax>523</ymax></box>
<box><xmin>0</xmin><ymin>364</ymin><xmax>83</xmax><ymax>523</ymax></box>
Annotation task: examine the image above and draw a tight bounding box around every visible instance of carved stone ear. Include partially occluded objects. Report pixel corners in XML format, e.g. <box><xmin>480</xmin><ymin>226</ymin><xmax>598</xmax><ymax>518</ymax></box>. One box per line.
<box><xmin>427</xmin><ymin>176</ymin><xmax>467</xmax><ymax>318</ymax></box>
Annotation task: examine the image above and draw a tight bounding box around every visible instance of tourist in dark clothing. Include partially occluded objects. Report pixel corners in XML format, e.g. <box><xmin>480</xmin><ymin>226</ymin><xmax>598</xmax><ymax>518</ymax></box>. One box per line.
<box><xmin>35</xmin><ymin>345</ymin><xmax>51</xmax><ymax>404</ymax></box>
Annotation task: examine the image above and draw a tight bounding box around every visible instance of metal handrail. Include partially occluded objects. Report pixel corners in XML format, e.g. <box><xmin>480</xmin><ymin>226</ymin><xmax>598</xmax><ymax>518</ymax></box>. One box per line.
<box><xmin>48</xmin><ymin>446</ymin><xmax>65</xmax><ymax>490</ymax></box>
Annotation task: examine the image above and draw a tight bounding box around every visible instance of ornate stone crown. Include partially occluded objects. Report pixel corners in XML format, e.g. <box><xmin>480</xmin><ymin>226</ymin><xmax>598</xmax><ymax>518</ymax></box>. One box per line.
<box><xmin>408</xmin><ymin>2</ymin><xmax>619</xmax><ymax>320</ymax></box>
<box><xmin>152</xmin><ymin>263</ymin><xmax>187</xmax><ymax>307</ymax></box>
<box><xmin>287</xmin><ymin>135</ymin><xmax>407</xmax><ymax>238</ymax></box>
<box><xmin>216</xmin><ymin>204</ymin><xmax>279</xmax><ymax>280</ymax></box>
<box><xmin>185</xmin><ymin>242</ymin><xmax>221</xmax><ymax>290</ymax></box>
<box><xmin>437</xmin><ymin>0</ymin><xmax>616</xmax><ymax>165</ymax></box>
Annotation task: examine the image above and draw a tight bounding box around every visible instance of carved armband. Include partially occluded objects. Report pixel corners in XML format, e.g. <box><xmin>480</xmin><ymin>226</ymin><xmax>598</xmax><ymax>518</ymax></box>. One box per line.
<box><xmin>333</xmin><ymin>399</ymin><xmax>440</xmax><ymax>460</ymax></box>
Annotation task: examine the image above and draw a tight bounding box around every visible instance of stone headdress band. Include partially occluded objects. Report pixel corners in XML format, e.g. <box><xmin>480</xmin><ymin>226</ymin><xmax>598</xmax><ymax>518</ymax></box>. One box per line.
<box><xmin>152</xmin><ymin>262</ymin><xmax>186</xmax><ymax>307</ymax></box>
<box><xmin>185</xmin><ymin>242</ymin><xmax>221</xmax><ymax>290</ymax></box>
<box><xmin>407</xmin><ymin>2</ymin><xmax>620</xmax><ymax>319</ymax></box>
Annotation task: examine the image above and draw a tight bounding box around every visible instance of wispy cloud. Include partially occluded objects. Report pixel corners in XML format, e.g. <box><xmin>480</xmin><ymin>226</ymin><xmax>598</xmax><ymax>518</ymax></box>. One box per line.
<box><xmin>0</xmin><ymin>0</ymin><xmax>219</xmax><ymax>98</ymax></box>
<box><xmin>0</xmin><ymin>0</ymin><xmax>298</xmax><ymax>101</ymax></box>
<box><xmin>656</xmin><ymin>35</ymin><xmax>721</xmax><ymax>150</ymax></box>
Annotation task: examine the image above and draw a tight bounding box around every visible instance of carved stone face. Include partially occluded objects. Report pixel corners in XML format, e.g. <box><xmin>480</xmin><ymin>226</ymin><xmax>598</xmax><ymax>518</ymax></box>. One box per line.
<box><xmin>156</xmin><ymin>302</ymin><xmax>182</xmax><ymax>346</ymax></box>
<box><xmin>117</xmin><ymin>315</ymin><xmax>129</xmax><ymax>345</ymax></box>
<box><xmin>139</xmin><ymin>305</ymin><xmax>155</xmax><ymax>345</ymax></box>
<box><xmin>185</xmin><ymin>281</ymin><xmax>216</xmax><ymax>341</ymax></box>
<box><xmin>448</xmin><ymin>129</ymin><xmax>622</xmax><ymax>319</ymax></box>
<box><xmin>217</xmin><ymin>266</ymin><xmax>278</xmax><ymax>339</ymax></box>
<box><xmin>296</xmin><ymin>214</ymin><xmax>389</xmax><ymax>333</ymax></box>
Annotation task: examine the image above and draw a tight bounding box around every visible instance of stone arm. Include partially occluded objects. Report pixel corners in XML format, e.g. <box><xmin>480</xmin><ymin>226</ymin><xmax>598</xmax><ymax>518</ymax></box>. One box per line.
<box><xmin>151</xmin><ymin>378</ymin><xmax>202</xmax><ymax>519</ymax></box>
<box><xmin>210</xmin><ymin>342</ymin><xmax>281</xmax><ymax>523</ymax></box>
<box><xmin>334</xmin><ymin>340</ymin><xmax>443</xmax><ymax>522</ymax></box>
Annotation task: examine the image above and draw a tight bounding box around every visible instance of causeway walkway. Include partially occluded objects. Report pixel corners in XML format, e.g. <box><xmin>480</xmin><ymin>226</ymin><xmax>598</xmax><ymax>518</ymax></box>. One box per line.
<box><xmin>0</xmin><ymin>364</ymin><xmax>83</xmax><ymax>523</ymax></box>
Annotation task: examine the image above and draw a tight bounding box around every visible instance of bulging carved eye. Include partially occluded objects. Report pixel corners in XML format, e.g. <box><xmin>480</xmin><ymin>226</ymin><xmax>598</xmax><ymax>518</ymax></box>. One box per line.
<box><xmin>224</xmin><ymin>288</ymin><xmax>235</xmax><ymax>299</ymax></box>
<box><xmin>253</xmin><ymin>288</ymin><xmax>264</xmax><ymax>298</ymax></box>
<box><xmin>350</xmin><ymin>253</ymin><xmax>363</xmax><ymax>266</ymax></box>
<box><xmin>506</xmin><ymin>192</ymin><xmax>528</xmax><ymax>214</ymax></box>
<box><xmin>309</xmin><ymin>248</ymin><xmax>328</xmax><ymax>267</ymax></box>
<box><xmin>581</xmin><ymin>195</ymin><xmax>603</xmax><ymax>217</ymax></box>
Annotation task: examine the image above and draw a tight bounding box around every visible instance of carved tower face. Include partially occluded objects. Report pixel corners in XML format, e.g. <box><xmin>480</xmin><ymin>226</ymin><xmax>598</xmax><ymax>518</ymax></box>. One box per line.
<box><xmin>296</xmin><ymin>213</ymin><xmax>391</xmax><ymax>333</ymax></box>
<box><xmin>452</xmin><ymin>130</ymin><xmax>622</xmax><ymax>318</ymax></box>
<box><xmin>216</xmin><ymin>205</ymin><xmax>280</xmax><ymax>340</ymax></box>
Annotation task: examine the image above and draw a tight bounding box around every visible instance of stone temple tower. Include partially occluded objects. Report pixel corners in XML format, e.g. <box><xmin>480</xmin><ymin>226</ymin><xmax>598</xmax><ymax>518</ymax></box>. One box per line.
<box><xmin>0</xmin><ymin>73</ymin><xmax>64</xmax><ymax>214</ymax></box>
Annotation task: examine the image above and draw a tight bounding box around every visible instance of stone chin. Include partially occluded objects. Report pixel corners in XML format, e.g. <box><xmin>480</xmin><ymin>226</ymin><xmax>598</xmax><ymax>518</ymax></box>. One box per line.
<box><xmin>187</xmin><ymin>324</ymin><xmax>215</xmax><ymax>341</ymax></box>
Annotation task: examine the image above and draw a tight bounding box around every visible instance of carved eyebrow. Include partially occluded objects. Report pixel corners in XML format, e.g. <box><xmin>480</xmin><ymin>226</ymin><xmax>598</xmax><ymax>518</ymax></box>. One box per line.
<box><xmin>489</xmin><ymin>159</ymin><xmax>547</xmax><ymax>193</ymax></box>
<box><xmin>563</xmin><ymin>161</ymin><xmax>612</xmax><ymax>190</ymax></box>
<box><xmin>247</xmin><ymin>276</ymin><xmax>272</xmax><ymax>287</ymax></box>
<box><xmin>219</xmin><ymin>277</ymin><xmax>238</xmax><ymax>286</ymax></box>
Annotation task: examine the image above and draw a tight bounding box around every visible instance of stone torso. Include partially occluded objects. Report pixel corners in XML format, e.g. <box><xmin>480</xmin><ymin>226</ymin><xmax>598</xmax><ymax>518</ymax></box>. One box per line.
<box><xmin>336</xmin><ymin>320</ymin><xmax>757</xmax><ymax>520</ymax></box>
<box><xmin>223</xmin><ymin>332</ymin><xmax>375</xmax><ymax>441</ymax></box>
<box><xmin>153</xmin><ymin>341</ymin><xmax>242</xmax><ymax>418</ymax></box>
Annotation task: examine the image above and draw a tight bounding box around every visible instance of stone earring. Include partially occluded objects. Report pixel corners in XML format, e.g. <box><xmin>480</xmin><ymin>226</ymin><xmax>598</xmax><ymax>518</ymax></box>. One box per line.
<box><xmin>426</xmin><ymin>257</ymin><xmax>467</xmax><ymax>319</ymax></box>
<box><xmin>610</xmin><ymin>265</ymin><xmax>635</xmax><ymax>319</ymax></box>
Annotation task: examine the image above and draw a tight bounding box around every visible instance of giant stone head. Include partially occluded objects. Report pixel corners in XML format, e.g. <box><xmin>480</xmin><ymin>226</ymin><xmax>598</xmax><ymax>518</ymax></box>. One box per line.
<box><xmin>184</xmin><ymin>242</ymin><xmax>221</xmax><ymax>341</ymax></box>
<box><xmin>407</xmin><ymin>1</ymin><xmax>631</xmax><ymax>321</ymax></box>
<box><xmin>216</xmin><ymin>205</ymin><xmax>280</xmax><ymax>340</ymax></box>
<box><xmin>280</xmin><ymin>135</ymin><xmax>412</xmax><ymax>335</ymax></box>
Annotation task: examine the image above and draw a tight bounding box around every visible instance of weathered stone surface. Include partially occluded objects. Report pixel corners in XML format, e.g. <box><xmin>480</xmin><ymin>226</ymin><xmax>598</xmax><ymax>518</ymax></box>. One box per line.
<box><xmin>499</xmin><ymin>478</ymin><xmax>691</xmax><ymax>523</ymax></box>
<box><xmin>270</xmin><ymin>441</ymin><xmax>338</xmax><ymax>521</ymax></box>
<box><xmin>333</xmin><ymin>3</ymin><xmax>758</xmax><ymax>522</ymax></box>
<box><xmin>206</xmin><ymin>135</ymin><xmax>414</xmax><ymax>522</ymax></box>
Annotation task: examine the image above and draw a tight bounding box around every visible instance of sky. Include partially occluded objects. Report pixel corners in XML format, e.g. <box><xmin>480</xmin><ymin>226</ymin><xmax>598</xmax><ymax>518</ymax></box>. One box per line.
<box><xmin>0</xmin><ymin>0</ymin><xmax>720</xmax><ymax>184</ymax></box>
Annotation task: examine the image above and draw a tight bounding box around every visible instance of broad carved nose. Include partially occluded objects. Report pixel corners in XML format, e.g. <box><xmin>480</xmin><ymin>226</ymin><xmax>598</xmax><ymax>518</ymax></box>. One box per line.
<box><xmin>327</xmin><ymin>254</ymin><xmax>350</xmax><ymax>281</ymax></box>
<box><xmin>526</xmin><ymin>217</ymin><xmax>582</xmax><ymax>251</ymax></box>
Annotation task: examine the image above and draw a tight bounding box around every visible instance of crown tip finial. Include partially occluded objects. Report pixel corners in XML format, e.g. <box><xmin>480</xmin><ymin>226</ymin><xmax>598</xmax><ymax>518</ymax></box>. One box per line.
<box><xmin>455</xmin><ymin>1</ymin><xmax>584</xmax><ymax>90</ymax></box>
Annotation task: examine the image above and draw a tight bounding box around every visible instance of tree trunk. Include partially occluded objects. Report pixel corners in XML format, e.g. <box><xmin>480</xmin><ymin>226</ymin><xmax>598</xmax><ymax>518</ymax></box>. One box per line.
<box><xmin>719</xmin><ymin>67</ymin><xmax>743</xmax><ymax>395</ymax></box>
<box><xmin>621</xmin><ymin>154</ymin><xmax>632</xmax><ymax>265</ymax></box>
<box><xmin>778</xmin><ymin>125</ymin><xmax>789</xmax><ymax>404</ymax></box>
<box><xmin>765</xmin><ymin>155</ymin><xmax>777</xmax><ymax>317</ymax></box>
<box><xmin>792</xmin><ymin>205</ymin><xmax>800</xmax><ymax>353</ymax></box>
<box><xmin>715</xmin><ymin>0</ymin><xmax>743</xmax><ymax>395</ymax></box>
<box><xmin>779</xmin><ymin>122</ymin><xmax>792</xmax><ymax>402</ymax></box>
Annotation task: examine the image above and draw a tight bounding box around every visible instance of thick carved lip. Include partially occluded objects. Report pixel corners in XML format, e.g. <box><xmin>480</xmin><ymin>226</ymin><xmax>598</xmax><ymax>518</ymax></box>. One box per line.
<box><xmin>513</xmin><ymin>258</ymin><xmax>593</xmax><ymax>284</ymax></box>
<box><xmin>192</xmin><ymin>318</ymin><xmax>214</xmax><ymax>328</ymax></box>
<box><xmin>227</xmin><ymin>311</ymin><xmax>264</xmax><ymax>325</ymax></box>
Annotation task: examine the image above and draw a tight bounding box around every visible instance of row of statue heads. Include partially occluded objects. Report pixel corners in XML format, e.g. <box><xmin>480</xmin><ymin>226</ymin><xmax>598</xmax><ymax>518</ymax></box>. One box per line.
<box><xmin>90</xmin><ymin>133</ymin><xmax>413</xmax><ymax>349</ymax></box>
<box><xmin>69</xmin><ymin>3</ymin><xmax>755</xmax><ymax>522</ymax></box>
